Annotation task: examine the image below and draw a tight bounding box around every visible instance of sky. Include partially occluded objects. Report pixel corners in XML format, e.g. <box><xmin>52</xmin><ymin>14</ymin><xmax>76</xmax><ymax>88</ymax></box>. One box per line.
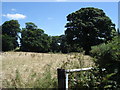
<box><xmin>1</xmin><ymin>0</ymin><xmax>120</xmax><ymax>2</ymax></box>
<box><xmin>2</xmin><ymin>2</ymin><xmax>118</xmax><ymax>36</ymax></box>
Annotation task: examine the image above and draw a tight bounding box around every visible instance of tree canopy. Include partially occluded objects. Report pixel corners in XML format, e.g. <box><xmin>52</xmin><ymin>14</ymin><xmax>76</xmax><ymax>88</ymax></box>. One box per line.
<box><xmin>2</xmin><ymin>20</ymin><xmax>20</xmax><ymax>37</ymax></box>
<box><xmin>65</xmin><ymin>7</ymin><xmax>116</xmax><ymax>54</ymax></box>
<box><xmin>2</xmin><ymin>7</ymin><xmax>117</xmax><ymax>53</ymax></box>
<box><xmin>20</xmin><ymin>22</ymin><xmax>51</xmax><ymax>52</ymax></box>
<box><xmin>2</xmin><ymin>20</ymin><xmax>20</xmax><ymax>51</ymax></box>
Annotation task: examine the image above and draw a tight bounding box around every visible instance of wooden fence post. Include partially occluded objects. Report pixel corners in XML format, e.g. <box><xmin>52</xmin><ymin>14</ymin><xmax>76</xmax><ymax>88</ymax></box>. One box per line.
<box><xmin>57</xmin><ymin>68</ymin><xmax>66</xmax><ymax>90</ymax></box>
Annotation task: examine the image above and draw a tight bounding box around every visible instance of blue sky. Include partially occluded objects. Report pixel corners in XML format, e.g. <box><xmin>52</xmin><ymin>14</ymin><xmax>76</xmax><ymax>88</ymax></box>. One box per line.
<box><xmin>2</xmin><ymin>2</ymin><xmax>118</xmax><ymax>36</ymax></box>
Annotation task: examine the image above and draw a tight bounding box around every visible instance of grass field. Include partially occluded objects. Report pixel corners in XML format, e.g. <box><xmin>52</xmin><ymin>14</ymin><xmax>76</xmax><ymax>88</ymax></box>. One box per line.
<box><xmin>1</xmin><ymin>52</ymin><xmax>94</xmax><ymax>88</ymax></box>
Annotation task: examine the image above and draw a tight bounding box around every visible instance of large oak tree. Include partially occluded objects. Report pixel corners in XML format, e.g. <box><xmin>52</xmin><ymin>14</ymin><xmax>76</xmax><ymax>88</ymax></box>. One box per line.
<box><xmin>65</xmin><ymin>7</ymin><xmax>116</xmax><ymax>54</ymax></box>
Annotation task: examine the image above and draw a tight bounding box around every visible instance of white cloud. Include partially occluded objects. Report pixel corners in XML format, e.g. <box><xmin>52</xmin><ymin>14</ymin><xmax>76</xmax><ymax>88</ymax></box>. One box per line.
<box><xmin>3</xmin><ymin>13</ymin><xmax>26</xmax><ymax>20</ymax></box>
<box><xmin>47</xmin><ymin>17</ymin><xmax>53</xmax><ymax>20</ymax></box>
<box><xmin>11</xmin><ymin>8</ymin><xmax>16</xmax><ymax>11</ymax></box>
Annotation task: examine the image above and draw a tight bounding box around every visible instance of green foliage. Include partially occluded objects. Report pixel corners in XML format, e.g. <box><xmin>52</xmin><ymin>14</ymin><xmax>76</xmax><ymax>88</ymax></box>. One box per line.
<box><xmin>2</xmin><ymin>20</ymin><xmax>20</xmax><ymax>51</ymax></box>
<box><xmin>2</xmin><ymin>20</ymin><xmax>20</xmax><ymax>37</ymax></box>
<box><xmin>68</xmin><ymin>68</ymin><xmax>120</xmax><ymax>89</ymax></box>
<box><xmin>61</xmin><ymin>53</ymin><xmax>120</xmax><ymax>89</ymax></box>
<box><xmin>2</xmin><ymin>34</ymin><xmax>18</xmax><ymax>51</ymax></box>
<box><xmin>90</xmin><ymin>36</ymin><xmax>120</xmax><ymax>85</ymax></box>
<box><xmin>65</xmin><ymin>7</ymin><xmax>116</xmax><ymax>54</ymax></box>
<box><xmin>50</xmin><ymin>36</ymin><xmax>61</xmax><ymax>53</ymax></box>
<box><xmin>1</xmin><ymin>19</ymin><xmax>84</xmax><ymax>53</ymax></box>
<box><xmin>20</xmin><ymin>22</ymin><xmax>51</xmax><ymax>52</ymax></box>
<box><xmin>25</xmin><ymin>22</ymin><xmax>37</xmax><ymax>30</ymax></box>
<box><xmin>50</xmin><ymin>35</ymin><xmax>83</xmax><ymax>53</ymax></box>
<box><xmin>90</xmin><ymin>36</ymin><xmax>120</xmax><ymax>69</ymax></box>
<box><xmin>59</xmin><ymin>35</ymin><xmax>70</xmax><ymax>53</ymax></box>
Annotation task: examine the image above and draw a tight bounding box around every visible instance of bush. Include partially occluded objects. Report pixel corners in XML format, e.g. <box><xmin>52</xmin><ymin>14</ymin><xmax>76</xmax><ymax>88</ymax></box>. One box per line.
<box><xmin>90</xmin><ymin>36</ymin><xmax>120</xmax><ymax>69</ymax></box>
<box><xmin>90</xmin><ymin>36</ymin><xmax>120</xmax><ymax>84</ymax></box>
<box><xmin>68</xmin><ymin>67</ymin><xmax>120</xmax><ymax>89</ymax></box>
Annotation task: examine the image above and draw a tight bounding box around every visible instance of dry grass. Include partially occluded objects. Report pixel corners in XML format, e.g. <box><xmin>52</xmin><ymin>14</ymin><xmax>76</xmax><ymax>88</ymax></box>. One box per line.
<box><xmin>1</xmin><ymin>51</ymin><xmax>94</xmax><ymax>88</ymax></box>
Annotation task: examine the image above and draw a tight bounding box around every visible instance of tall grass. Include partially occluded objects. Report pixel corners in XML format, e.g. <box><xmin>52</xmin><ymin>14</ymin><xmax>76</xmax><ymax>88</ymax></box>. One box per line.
<box><xmin>2</xmin><ymin>52</ymin><xmax>94</xmax><ymax>88</ymax></box>
<box><xmin>3</xmin><ymin>65</ymin><xmax>57</xmax><ymax>88</ymax></box>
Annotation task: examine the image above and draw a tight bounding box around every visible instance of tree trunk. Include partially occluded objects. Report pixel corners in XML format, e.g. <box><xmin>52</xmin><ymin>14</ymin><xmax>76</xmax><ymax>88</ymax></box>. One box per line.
<box><xmin>84</xmin><ymin>46</ymin><xmax>91</xmax><ymax>55</ymax></box>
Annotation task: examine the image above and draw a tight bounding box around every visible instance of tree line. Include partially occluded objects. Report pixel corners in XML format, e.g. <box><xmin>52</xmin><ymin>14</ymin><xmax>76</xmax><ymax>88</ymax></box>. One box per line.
<box><xmin>2</xmin><ymin>20</ymin><xmax>81</xmax><ymax>53</ymax></box>
<box><xmin>1</xmin><ymin>7</ymin><xmax>117</xmax><ymax>54</ymax></box>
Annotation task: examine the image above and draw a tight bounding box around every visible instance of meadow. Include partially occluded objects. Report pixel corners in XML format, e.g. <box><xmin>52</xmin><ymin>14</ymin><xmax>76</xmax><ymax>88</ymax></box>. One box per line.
<box><xmin>1</xmin><ymin>52</ymin><xmax>94</xmax><ymax>88</ymax></box>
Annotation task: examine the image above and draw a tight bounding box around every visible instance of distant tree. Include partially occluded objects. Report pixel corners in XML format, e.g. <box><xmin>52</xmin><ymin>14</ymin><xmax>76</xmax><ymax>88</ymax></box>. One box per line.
<box><xmin>2</xmin><ymin>20</ymin><xmax>20</xmax><ymax>51</ymax></box>
<box><xmin>50</xmin><ymin>35</ymin><xmax>71</xmax><ymax>53</ymax></box>
<box><xmin>2</xmin><ymin>34</ymin><xmax>16</xmax><ymax>51</ymax></box>
<box><xmin>0</xmin><ymin>26</ymin><xmax>1</xmax><ymax>51</ymax></box>
<box><xmin>117</xmin><ymin>28</ymin><xmax>120</xmax><ymax>35</ymax></box>
<box><xmin>2</xmin><ymin>20</ymin><xmax>20</xmax><ymax>37</ymax></box>
<box><xmin>60</xmin><ymin>35</ymin><xmax>84</xmax><ymax>53</ymax></box>
<box><xmin>50</xmin><ymin>35</ymin><xmax>83</xmax><ymax>53</ymax></box>
<box><xmin>20</xmin><ymin>22</ymin><xmax>51</xmax><ymax>52</ymax></box>
<box><xmin>25</xmin><ymin>22</ymin><xmax>37</xmax><ymax>30</ymax></box>
<box><xmin>59</xmin><ymin>35</ymin><xmax>71</xmax><ymax>53</ymax></box>
<box><xmin>65</xmin><ymin>7</ymin><xmax>116</xmax><ymax>54</ymax></box>
<box><xmin>50</xmin><ymin>36</ymin><xmax>61</xmax><ymax>53</ymax></box>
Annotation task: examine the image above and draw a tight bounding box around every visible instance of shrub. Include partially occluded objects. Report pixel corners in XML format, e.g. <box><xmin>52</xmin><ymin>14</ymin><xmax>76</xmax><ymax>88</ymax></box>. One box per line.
<box><xmin>59</xmin><ymin>52</ymin><xmax>120</xmax><ymax>89</ymax></box>
<box><xmin>68</xmin><ymin>67</ymin><xmax>120</xmax><ymax>89</ymax></box>
<box><xmin>90</xmin><ymin>36</ymin><xmax>120</xmax><ymax>85</ymax></box>
<box><xmin>90</xmin><ymin>36</ymin><xmax>120</xmax><ymax>69</ymax></box>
